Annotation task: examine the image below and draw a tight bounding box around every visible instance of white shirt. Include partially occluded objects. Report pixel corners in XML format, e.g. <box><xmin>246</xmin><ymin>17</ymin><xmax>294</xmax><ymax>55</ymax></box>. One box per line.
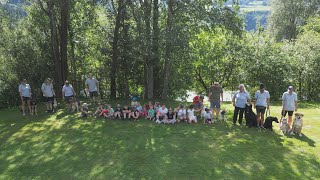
<box><xmin>282</xmin><ymin>91</ymin><xmax>298</xmax><ymax>111</ymax></box>
<box><xmin>178</xmin><ymin>109</ymin><xmax>186</xmax><ymax>116</ymax></box>
<box><xmin>254</xmin><ymin>90</ymin><xmax>270</xmax><ymax>107</ymax></box>
<box><xmin>203</xmin><ymin>111</ymin><xmax>212</xmax><ymax>119</ymax></box>
<box><xmin>41</xmin><ymin>83</ymin><xmax>54</xmax><ymax>97</ymax></box>
<box><xmin>18</xmin><ymin>84</ymin><xmax>31</xmax><ymax>97</ymax></box>
<box><xmin>158</xmin><ymin>107</ymin><xmax>168</xmax><ymax>115</ymax></box>
<box><xmin>62</xmin><ymin>85</ymin><xmax>74</xmax><ymax>97</ymax></box>
<box><xmin>187</xmin><ymin>109</ymin><xmax>195</xmax><ymax>117</ymax></box>
<box><xmin>85</xmin><ymin>78</ymin><xmax>98</xmax><ymax>92</ymax></box>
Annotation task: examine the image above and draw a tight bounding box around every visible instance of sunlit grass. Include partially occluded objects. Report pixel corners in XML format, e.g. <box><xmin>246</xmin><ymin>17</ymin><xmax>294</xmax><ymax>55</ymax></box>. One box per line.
<box><xmin>0</xmin><ymin>102</ymin><xmax>319</xmax><ymax>179</ymax></box>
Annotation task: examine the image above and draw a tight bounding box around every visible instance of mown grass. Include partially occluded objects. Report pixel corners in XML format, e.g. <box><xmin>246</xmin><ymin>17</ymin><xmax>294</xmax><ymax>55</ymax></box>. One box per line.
<box><xmin>0</xmin><ymin>101</ymin><xmax>319</xmax><ymax>179</ymax></box>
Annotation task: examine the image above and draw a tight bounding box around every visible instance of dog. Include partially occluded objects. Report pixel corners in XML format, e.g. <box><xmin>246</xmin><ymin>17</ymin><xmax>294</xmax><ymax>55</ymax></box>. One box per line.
<box><xmin>292</xmin><ymin>113</ymin><xmax>304</xmax><ymax>137</ymax></box>
<box><xmin>220</xmin><ymin>110</ymin><xmax>226</xmax><ymax>121</ymax></box>
<box><xmin>263</xmin><ymin>116</ymin><xmax>279</xmax><ymax>131</ymax></box>
<box><xmin>70</xmin><ymin>97</ymin><xmax>80</xmax><ymax>112</ymax></box>
<box><xmin>30</xmin><ymin>97</ymin><xmax>38</xmax><ymax>115</ymax></box>
<box><xmin>280</xmin><ymin>117</ymin><xmax>289</xmax><ymax>134</ymax></box>
<box><xmin>245</xmin><ymin>104</ymin><xmax>257</xmax><ymax>128</ymax></box>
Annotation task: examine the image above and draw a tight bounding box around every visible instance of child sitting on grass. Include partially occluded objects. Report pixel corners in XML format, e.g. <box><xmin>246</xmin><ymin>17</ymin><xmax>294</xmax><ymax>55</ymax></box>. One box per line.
<box><xmin>107</xmin><ymin>104</ymin><xmax>114</xmax><ymax>119</ymax></box>
<box><xmin>203</xmin><ymin>108</ymin><xmax>213</xmax><ymax>124</ymax></box>
<box><xmin>80</xmin><ymin>103</ymin><xmax>89</xmax><ymax>118</ymax></box>
<box><xmin>164</xmin><ymin>108</ymin><xmax>176</xmax><ymax>124</ymax></box>
<box><xmin>147</xmin><ymin>105</ymin><xmax>155</xmax><ymax>121</ymax></box>
<box><xmin>156</xmin><ymin>104</ymin><xmax>168</xmax><ymax>124</ymax></box>
<box><xmin>178</xmin><ymin>105</ymin><xmax>187</xmax><ymax>122</ymax></box>
<box><xmin>174</xmin><ymin>105</ymin><xmax>180</xmax><ymax>120</ymax></box>
<box><xmin>122</xmin><ymin>105</ymin><xmax>131</xmax><ymax>119</ymax></box>
<box><xmin>93</xmin><ymin>103</ymin><xmax>104</xmax><ymax>117</ymax></box>
<box><xmin>131</xmin><ymin>107</ymin><xmax>140</xmax><ymax>121</ymax></box>
<box><xmin>113</xmin><ymin>104</ymin><xmax>122</xmax><ymax>119</ymax></box>
<box><xmin>187</xmin><ymin>104</ymin><xmax>199</xmax><ymax>124</ymax></box>
<box><xmin>140</xmin><ymin>104</ymin><xmax>148</xmax><ymax>117</ymax></box>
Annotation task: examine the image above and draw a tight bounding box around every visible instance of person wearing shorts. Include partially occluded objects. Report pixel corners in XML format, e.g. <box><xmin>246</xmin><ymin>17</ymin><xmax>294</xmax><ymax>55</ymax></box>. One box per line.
<box><xmin>41</xmin><ymin>78</ymin><xmax>56</xmax><ymax>113</ymax></box>
<box><xmin>62</xmin><ymin>80</ymin><xmax>76</xmax><ymax>110</ymax></box>
<box><xmin>254</xmin><ymin>83</ymin><xmax>270</xmax><ymax>128</ymax></box>
<box><xmin>18</xmin><ymin>79</ymin><xmax>32</xmax><ymax>116</ymax></box>
<box><xmin>85</xmin><ymin>73</ymin><xmax>99</xmax><ymax>102</ymax></box>
<box><xmin>209</xmin><ymin>82</ymin><xmax>223</xmax><ymax>120</ymax></box>
<box><xmin>282</xmin><ymin>86</ymin><xmax>298</xmax><ymax>134</ymax></box>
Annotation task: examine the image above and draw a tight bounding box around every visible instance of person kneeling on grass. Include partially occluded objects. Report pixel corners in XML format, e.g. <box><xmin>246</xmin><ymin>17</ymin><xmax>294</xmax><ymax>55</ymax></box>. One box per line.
<box><xmin>147</xmin><ymin>105</ymin><xmax>155</xmax><ymax>121</ymax></box>
<box><xmin>80</xmin><ymin>103</ymin><xmax>89</xmax><ymax>118</ymax></box>
<box><xmin>114</xmin><ymin>104</ymin><xmax>122</xmax><ymax>119</ymax></box>
<box><xmin>131</xmin><ymin>107</ymin><xmax>140</xmax><ymax>121</ymax></box>
<box><xmin>163</xmin><ymin>108</ymin><xmax>176</xmax><ymax>124</ymax></box>
<box><xmin>203</xmin><ymin>108</ymin><xmax>213</xmax><ymax>124</ymax></box>
<box><xmin>122</xmin><ymin>105</ymin><xmax>131</xmax><ymax>119</ymax></box>
<box><xmin>156</xmin><ymin>104</ymin><xmax>168</xmax><ymax>124</ymax></box>
<box><xmin>187</xmin><ymin>105</ymin><xmax>200</xmax><ymax>124</ymax></box>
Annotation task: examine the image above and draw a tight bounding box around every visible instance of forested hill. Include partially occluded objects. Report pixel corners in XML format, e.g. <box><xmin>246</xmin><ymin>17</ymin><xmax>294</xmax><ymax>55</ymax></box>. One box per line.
<box><xmin>1</xmin><ymin>0</ymin><xmax>320</xmax><ymax>108</ymax></box>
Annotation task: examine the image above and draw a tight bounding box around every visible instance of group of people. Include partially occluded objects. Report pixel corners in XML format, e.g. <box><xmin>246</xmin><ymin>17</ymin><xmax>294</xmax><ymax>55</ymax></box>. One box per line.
<box><xmin>18</xmin><ymin>74</ymin><xmax>298</xmax><ymax>131</ymax></box>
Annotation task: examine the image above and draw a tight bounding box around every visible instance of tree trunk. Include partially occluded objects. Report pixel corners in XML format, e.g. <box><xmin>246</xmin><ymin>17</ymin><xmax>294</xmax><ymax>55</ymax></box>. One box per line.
<box><xmin>60</xmin><ymin>0</ymin><xmax>69</xmax><ymax>84</ymax></box>
<box><xmin>153</xmin><ymin>0</ymin><xmax>161</xmax><ymax>98</ymax></box>
<box><xmin>144</xmin><ymin>0</ymin><xmax>153</xmax><ymax>99</ymax></box>
<box><xmin>110</xmin><ymin>0</ymin><xmax>123</xmax><ymax>99</ymax></box>
<box><xmin>162</xmin><ymin>0</ymin><xmax>174</xmax><ymax>100</ymax></box>
<box><xmin>44</xmin><ymin>0</ymin><xmax>63</xmax><ymax>97</ymax></box>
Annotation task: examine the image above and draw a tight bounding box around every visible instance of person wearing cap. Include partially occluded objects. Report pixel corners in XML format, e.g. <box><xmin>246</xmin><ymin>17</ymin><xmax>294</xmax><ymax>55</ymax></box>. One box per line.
<box><xmin>85</xmin><ymin>73</ymin><xmax>99</xmax><ymax>102</ymax></box>
<box><xmin>131</xmin><ymin>97</ymin><xmax>138</xmax><ymax>108</ymax></box>
<box><xmin>253</xmin><ymin>83</ymin><xmax>270</xmax><ymax>128</ymax></box>
<box><xmin>209</xmin><ymin>81</ymin><xmax>223</xmax><ymax>120</ymax></box>
<box><xmin>282</xmin><ymin>86</ymin><xmax>298</xmax><ymax>134</ymax></box>
<box><xmin>80</xmin><ymin>103</ymin><xmax>89</xmax><ymax>117</ymax></box>
<box><xmin>18</xmin><ymin>79</ymin><xmax>32</xmax><ymax>116</ymax></box>
<box><xmin>232</xmin><ymin>84</ymin><xmax>252</xmax><ymax>125</ymax></box>
<box><xmin>62</xmin><ymin>80</ymin><xmax>76</xmax><ymax>111</ymax></box>
<box><xmin>41</xmin><ymin>78</ymin><xmax>56</xmax><ymax>113</ymax></box>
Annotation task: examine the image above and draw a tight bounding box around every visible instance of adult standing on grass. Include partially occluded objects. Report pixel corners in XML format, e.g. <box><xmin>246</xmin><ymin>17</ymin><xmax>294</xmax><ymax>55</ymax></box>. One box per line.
<box><xmin>282</xmin><ymin>86</ymin><xmax>298</xmax><ymax>135</ymax></box>
<box><xmin>232</xmin><ymin>84</ymin><xmax>251</xmax><ymax>125</ymax></box>
<box><xmin>85</xmin><ymin>73</ymin><xmax>99</xmax><ymax>102</ymax></box>
<box><xmin>209</xmin><ymin>81</ymin><xmax>223</xmax><ymax>120</ymax></box>
<box><xmin>62</xmin><ymin>80</ymin><xmax>76</xmax><ymax>111</ymax></box>
<box><xmin>253</xmin><ymin>83</ymin><xmax>270</xmax><ymax>128</ymax></box>
<box><xmin>18</xmin><ymin>79</ymin><xmax>32</xmax><ymax>116</ymax></box>
<box><xmin>41</xmin><ymin>78</ymin><xmax>55</xmax><ymax>113</ymax></box>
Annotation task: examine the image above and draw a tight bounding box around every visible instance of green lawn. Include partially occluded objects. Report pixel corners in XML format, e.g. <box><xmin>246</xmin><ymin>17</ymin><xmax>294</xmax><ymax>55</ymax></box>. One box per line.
<box><xmin>0</xmin><ymin>102</ymin><xmax>319</xmax><ymax>179</ymax></box>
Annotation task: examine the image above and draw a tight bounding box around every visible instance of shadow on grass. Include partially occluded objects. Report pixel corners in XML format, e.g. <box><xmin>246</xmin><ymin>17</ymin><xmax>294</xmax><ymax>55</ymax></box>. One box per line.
<box><xmin>0</xmin><ymin>107</ymin><xmax>319</xmax><ymax>179</ymax></box>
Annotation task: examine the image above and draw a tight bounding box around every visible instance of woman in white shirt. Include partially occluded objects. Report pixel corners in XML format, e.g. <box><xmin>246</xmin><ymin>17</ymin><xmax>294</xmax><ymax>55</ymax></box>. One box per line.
<box><xmin>62</xmin><ymin>80</ymin><xmax>76</xmax><ymax>110</ymax></box>
<box><xmin>18</xmin><ymin>79</ymin><xmax>32</xmax><ymax>116</ymax></box>
<box><xmin>41</xmin><ymin>78</ymin><xmax>56</xmax><ymax>113</ymax></box>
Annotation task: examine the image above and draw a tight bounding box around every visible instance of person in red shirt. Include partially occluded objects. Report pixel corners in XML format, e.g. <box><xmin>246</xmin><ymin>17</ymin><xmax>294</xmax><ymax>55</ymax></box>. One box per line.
<box><xmin>193</xmin><ymin>95</ymin><xmax>204</xmax><ymax>109</ymax></box>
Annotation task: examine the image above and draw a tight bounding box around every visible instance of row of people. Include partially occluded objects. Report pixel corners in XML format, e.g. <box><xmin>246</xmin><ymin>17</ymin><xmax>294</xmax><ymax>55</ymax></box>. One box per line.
<box><xmin>79</xmin><ymin>101</ymin><xmax>216</xmax><ymax>124</ymax></box>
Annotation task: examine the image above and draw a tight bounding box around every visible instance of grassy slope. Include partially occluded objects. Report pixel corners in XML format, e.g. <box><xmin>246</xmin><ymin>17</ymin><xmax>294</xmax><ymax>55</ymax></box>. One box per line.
<box><xmin>0</xmin><ymin>102</ymin><xmax>319</xmax><ymax>179</ymax></box>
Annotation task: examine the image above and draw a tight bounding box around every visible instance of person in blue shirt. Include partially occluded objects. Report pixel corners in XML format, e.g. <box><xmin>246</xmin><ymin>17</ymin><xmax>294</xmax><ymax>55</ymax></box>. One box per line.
<box><xmin>232</xmin><ymin>84</ymin><xmax>252</xmax><ymax>125</ymax></box>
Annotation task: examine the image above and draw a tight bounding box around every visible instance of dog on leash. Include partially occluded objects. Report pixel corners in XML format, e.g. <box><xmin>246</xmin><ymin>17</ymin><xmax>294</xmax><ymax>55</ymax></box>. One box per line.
<box><xmin>220</xmin><ymin>110</ymin><xmax>226</xmax><ymax>121</ymax></box>
<box><xmin>70</xmin><ymin>97</ymin><xmax>80</xmax><ymax>112</ymax></box>
<box><xmin>245</xmin><ymin>104</ymin><xmax>257</xmax><ymax>128</ymax></box>
<box><xmin>263</xmin><ymin>116</ymin><xmax>279</xmax><ymax>131</ymax></box>
<box><xmin>30</xmin><ymin>97</ymin><xmax>38</xmax><ymax>115</ymax></box>
<box><xmin>292</xmin><ymin>113</ymin><xmax>304</xmax><ymax>137</ymax></box>
<box><xmin>280</xmin><ymin>117</ymin><xmax>289</xmax><ymax>134</ymax></box>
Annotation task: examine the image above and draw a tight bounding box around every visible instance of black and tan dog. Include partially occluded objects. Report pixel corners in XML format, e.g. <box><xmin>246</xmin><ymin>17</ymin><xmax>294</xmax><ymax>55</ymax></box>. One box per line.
<box><xmin>263</xmin><ymin>116</ymin><xmax>279</xmax><ymax>131</ymax></box>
